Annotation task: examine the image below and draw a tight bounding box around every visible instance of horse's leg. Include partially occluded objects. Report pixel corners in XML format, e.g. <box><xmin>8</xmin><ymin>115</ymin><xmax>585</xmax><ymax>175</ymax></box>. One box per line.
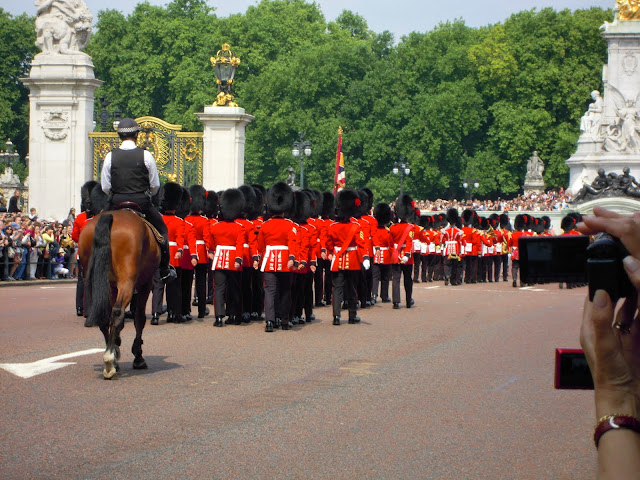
<box><xmin>103</xmin><ymin>280</ymin><xmax>133</xmax><ymax>377</ymax></box>
<box><xmin>132</xmin><ymin>284</ymin><xmax>151</xmax><ymax>370</ymax></box>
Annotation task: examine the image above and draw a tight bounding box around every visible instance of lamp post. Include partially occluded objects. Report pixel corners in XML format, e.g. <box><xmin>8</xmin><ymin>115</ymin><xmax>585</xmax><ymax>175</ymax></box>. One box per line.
<box><xmin>462</xmin><ymin>174</ymin><xmax>479</xmax><ymax>203</ymax></box>
<box><xmin>211</xmin><ymin>43</ymin><xmax>240</xmax><ymax>107</ymax></box>
<box><xmin>0</xmin><ymin>139</ymin><xmax>20</xmax><ymax>166</ymax></box>
<box><xmin>392</xmin><ymin>158</ymin><xmax>410</xmax><ymax>196</ymax></box>
<box><xmin>292</xmin><ymin>132</ymin><xmax>312</xmax><ymax>189</ymax></box>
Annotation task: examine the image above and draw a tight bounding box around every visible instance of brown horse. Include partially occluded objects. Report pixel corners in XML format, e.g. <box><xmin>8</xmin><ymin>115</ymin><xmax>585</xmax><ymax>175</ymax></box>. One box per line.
<box><xmin>78</xmin><ymin>209</ymin><xmax>160</xmax><ymax>379</ymax></box>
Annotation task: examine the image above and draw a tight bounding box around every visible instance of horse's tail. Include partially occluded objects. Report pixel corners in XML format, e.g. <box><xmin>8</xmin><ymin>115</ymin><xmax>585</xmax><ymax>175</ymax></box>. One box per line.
<box><xmin>87</xmin><ymin>214</ymin><xmax>113</xmax><ymax>329</ymax></box>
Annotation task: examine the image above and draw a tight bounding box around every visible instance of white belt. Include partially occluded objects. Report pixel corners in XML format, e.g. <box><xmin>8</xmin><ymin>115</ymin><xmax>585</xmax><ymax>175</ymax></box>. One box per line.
<box><xmin>183</xmin><ymin>245</ymin><xmax>189</xmax><ymax>249</ymax></box>
<box><xmin>169</xmin><ymin>241</ymin><xmax>178</xmax><ymax>246</ymax></box>
<box><xmin>261</xmin><ymin>245</ymin><xmax>288</xmax><ymax>271</ymax></box>
<box><xmin>196</xmin><ymin>240</ymin><xmax>205</xmax><ymax>245</ymax></box>
<box><xmin>376</xmin><ymin>247</ymin><xmax>389</xmax><ymax>251</ymax></box>
<box><xmin>213</xmin><ymin>245</ymin><xmax>234</xmax><ymax>268</ymax></box>
<box><xmin>243</xmin><ymin>243</ymin><xmax>249</xmax><ymax>248</ymax></box>
<box><xmin>343</xmin><ymin>246</ymin><xmax>357</xmax><ymax>252</ymax></box>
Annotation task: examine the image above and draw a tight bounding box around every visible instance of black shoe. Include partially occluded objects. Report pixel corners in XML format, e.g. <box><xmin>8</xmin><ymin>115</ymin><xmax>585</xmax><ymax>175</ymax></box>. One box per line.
<box><xmin>206</xmin><ymin>296</ymin><xmax>214</xmax><ymax>305</ymax></box>
<box><xmin>84</xmin><ymin>317</ymin><xmax>93</xmax><ymax>327</ymax></box>
<box><xmin>348</xmin><ymin>315</ymin><xmax>361</xmax><ymax>324</ymax></box>
<box><xmin>198</xmin><ymin>307</ymin><xmax>210</xmax><ymax>319</ymax></box>
<box><xmin>251</xmin><ymin>312</ymin><xmax>260</xmax><ymax>321</ymax></box>
<box><xmin>513</xmin><ymin>281</ymin><xmax>517</xmax><ymax>288</ymax></box>
<box><xmin>291</xmin><ymin>316</ymin><xmax>299</xmax><ymax>325</ymax></box>
<box><xmin>225</xmin><ymin>315</ymin><xmax>240</xmax><ymax>325</ymax></box>
<box><xmin>265</xmin><ymin>320</ymin><xmax>274</xmax><ymax>332</ymax></box>
<box><xmin>150</xmin><ymin>313</ymin><xmax>159</xmax><ymax>325</ymax></box>
<box><xmin>184</xmin><ymin>314</ymin><xmax>193</xmax><ymax>321</ymax></box>
<box><xmin>242</xmin><ymin>312</ymin><xmax>251</xmax><ymax>323</ymax></box>
<box><xmin>76</xmin><ymin>307</ymin><xmax>83</xmax><ymax>317</ymax></box>
<box><xmin>381</xmin><ymin>298</ymin><xmax>391</xmax><ymax>303</ymax></box>
<box><xmin>393</xmin><ymin>302</ymin><xmax>400</xmax><ymax>309</ymax></box>
<box><xmin>124</xmin><ymin>310</ymin><xmax>135</xmax><ymax>319</ymax></box>
<box><xmin>214</xmin><ymin>316</ymin><xmax>224</xmax><ymax>327</ymax></box>
<box><xmin>315</xmin><ymin>301</ymin><xmax>325</xmax><ymax>307</ymax></box>
<box><xmin>281</xmin><ymin>320</ymin><xmax>293</xmax><ymax>330</ymax></box>
<box><xmin>274</xmin><ymin>317</ymin><xmax>282</xmax><ymax>329</ymax></box>
<box><xmin>192</xmin><ymin>297</ymin><xmax>199</xmax><ymax>306</ymax></box>
<box><xmin>444</xmin><ymin>280</ymin><xmax>450</xmax><ymax>286</ymax></box>
<box><xmin>309</xmin><ymin>313</ymin><xmax>315</xmax><ymax>321</ymax></box>
<box><xmin>160</xmin><ymin>265</ymin><xmax>177</xmax><ymax>283</ymax></box>
<box><xmin>407</xmin><ymin>299</ymin><xmax>415</xmax><ymax>309</ymax></box>
<box><xmin>413</xmin><ymin>278</ymin><xmax>420</xmax><ymax>283</ymax></box>
<box><xmin>333</xmin><ymin>316</ymin><xmax>341</xmax><ymax>326</ymax></box>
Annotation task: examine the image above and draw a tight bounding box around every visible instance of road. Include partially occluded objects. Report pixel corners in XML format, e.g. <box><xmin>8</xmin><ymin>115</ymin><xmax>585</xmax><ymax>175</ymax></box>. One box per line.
<box><xmin>0</xmin><ymin>280</ymin><xmax>595</xmax><ymax>479</ymax></box>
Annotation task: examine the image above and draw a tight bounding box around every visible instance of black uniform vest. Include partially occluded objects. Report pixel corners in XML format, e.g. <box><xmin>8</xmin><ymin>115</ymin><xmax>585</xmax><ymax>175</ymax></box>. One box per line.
<box><xmin>110</xmin><ymin>148</ymin><xmax>149</xmax><ymax>194</ymax></box>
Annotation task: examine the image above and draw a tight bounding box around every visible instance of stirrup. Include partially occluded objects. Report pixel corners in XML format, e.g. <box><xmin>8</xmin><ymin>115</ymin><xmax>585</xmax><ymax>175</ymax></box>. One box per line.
<box><xmin>160</xmin><ymin>265</ymin><xmax>177</xmax><ymax>283</ymax></box>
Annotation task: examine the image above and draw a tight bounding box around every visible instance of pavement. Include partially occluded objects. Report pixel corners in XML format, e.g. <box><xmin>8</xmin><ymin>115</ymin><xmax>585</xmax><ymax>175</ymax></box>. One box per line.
<box><xmin>0</xmin><ymin>279</ymin><xmax>596</xmax><ymax>479</ymax></box>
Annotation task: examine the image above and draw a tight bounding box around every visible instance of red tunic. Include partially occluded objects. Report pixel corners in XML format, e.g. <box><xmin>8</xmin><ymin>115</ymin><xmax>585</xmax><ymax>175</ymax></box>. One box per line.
<box><xmin>257</xmin><ymin>217</ymin><xmax>298</xmax><ymax>272</ymax></box>
<box><xmin>441</xmin><ymin>226</ymin><xmax>464</xmax><ymax>257</ymax></box>
<box><xmin>180</xmin><ymin>220</ymin><xmax>195</xmax><ymax>271</ymax></box>
<box><xmin>185</xmin><ymin>214</ymin><xmax>210</xmax><ymax>264</ymax></box>
<box><xmin>325</xmin><ymin>219</ymin><xmax>369</xmax><ymax>272</ymax></box>
<box><xmin>372</xmin><ymin>226</ymin><xmax>394</xmax><ymax>265</ymax></box>
<box><xmin>162</xmin><ymin>213</ymin><xmax>185</xmax><ymax>268</ymax></box>
<box><xmin>236</xmin><ymin>218</ymin><xmax>259</xmax><ymax>268</ymax></box>
<box><xmin>71</xmin><ymin>211</ymin><xmax>89</xmax><ymax>244</ymax></box>
<box><xmin>207</xmin><ymin>220</ymin><xmax>247</xmax><ymax>271</ymax></box>
<box><xmin>389</xmin><ymin>221</ymin><xmax>418</xmax><ymax>265</ymax></box>
<box><xmin>508</xmin><ymin>231</ymin><xmax>527</xmax><ymax>260</ymax></box>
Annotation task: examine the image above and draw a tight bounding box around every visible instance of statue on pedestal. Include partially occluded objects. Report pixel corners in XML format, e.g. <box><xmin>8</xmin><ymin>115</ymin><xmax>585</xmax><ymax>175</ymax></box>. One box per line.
<box><xmin>34</xmin><ymin>0</ymin><xmax>93</xmax><ymax>55</ymax></box>
<box><xmin>603</xmin><ymin>86</ymin><xmax>640</xmax><ymax>153</ymax></box>
<box><xmin>572</xmin><ymin>167</ymin><xmax>640</xmax><ymax>202</ymax></box>
<box><xmin>526</xmin><ymin>151</ymin><xmax>544</xmax><ymax>181</ymax></box>
<box><xmin>579</xmin><ymin>90</ymin><xmax>604</xmax><ymax>139</ymax></box>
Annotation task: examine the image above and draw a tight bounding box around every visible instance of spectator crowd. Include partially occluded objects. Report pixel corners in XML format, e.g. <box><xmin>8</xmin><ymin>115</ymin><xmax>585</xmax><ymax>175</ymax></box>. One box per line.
<box><xmin>416</xmin><ymin>189</ymin><xmax>574</xmax><ymax>212</ymax></box>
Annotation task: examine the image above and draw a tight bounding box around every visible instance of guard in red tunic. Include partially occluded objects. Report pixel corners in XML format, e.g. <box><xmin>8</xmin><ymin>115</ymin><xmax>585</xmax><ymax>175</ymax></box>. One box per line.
<box><xmin>314</xmin><ymin>192</ymin><xmax>335</xmax><ymax>306</ymax></box>
<box><xmin>185</xmin><ymin>185</ymin><xmax>211</xmax><ymax>319</ymax></box>
<box><xmin>359</xmin><ymin>188</ymin><xmax>377</xmax><ymax>306</ymax></box>
<box><xmin>249</xmin><ymin>185</ymin><xmax>266</xmax><ymax>321</ymax></box>
<box><xmin>461</xmin><ymin>209</ymin><xmax>480</xmax><ymax>284</ymax></box>
<box><xmin>178</xmin><ymin>187</ymin><xmax>195</xmax><ymax>320</ymax></box>
<box><xmin>389</xmin><ymin>194</ymin><xmax>419</xmax><ymax>308</ymax></box>
<box><xmin>290</xmin><ymin>190</ymin><xmax>317</xmax><ymax>324</ymax></box>
<box><xmin>441</xmin><ymin>208</ymin><xmax>463</xmax><ymax>286</ymax></box>
<box><xmin>508</xmin><ymin>214</ymin><xmax>528</xmax><ymax>288</ymax></box>
<box><xmin>496</xmin><ymin>213</ymin><xmax>511</xmax><ymax>282</ymax></box>
<box><xmin>323</xmin><ymin>189</ymin><xmax>370</xmax><ymax>325</ymax></box>
<box><xmin>257</xmin><ymin>182</ymin><xmax>298</xmax><ymax>332</ymax></box>
<box><xmin>207</xmin><ymin>188</ymin><xmax>249</xmax><ymax>326</ymax></box>
<box><xmin>203</xmin><ymin>191</ymin><xmax>219</xmax><ymax>306</ymax></box>
<box><xmin>371</xmin><ymin>202</ymin><xmax>393</xmax><ymax>303</ymax></box>
<box><xmin>236</xmin><ymin>185</ymin><xmax>260</xmax><ymax>323</ymax></box>
<box><xmin>72</xmin><ymin>180</ymin><xmax>98</xmax><ymax>323</ymax></box>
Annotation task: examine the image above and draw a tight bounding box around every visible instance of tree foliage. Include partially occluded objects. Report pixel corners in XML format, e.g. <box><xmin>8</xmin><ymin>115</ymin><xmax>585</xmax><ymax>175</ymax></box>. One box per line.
<box><xmin>0</xmin><ymin>1</ymin><xmax>613</xmax><ymax>202</ymax></box>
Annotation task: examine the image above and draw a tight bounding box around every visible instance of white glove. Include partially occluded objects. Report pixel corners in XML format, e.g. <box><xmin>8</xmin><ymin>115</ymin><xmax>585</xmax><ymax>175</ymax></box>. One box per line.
<box><xmin>402</xmin><ymin>255</ymin><xmax>410</xmax><ymax>264</ymax></box>
<box><xmin>362</xmin><ymin>259</ymin><xmax>371</xmax><ymax>270</ymax></box>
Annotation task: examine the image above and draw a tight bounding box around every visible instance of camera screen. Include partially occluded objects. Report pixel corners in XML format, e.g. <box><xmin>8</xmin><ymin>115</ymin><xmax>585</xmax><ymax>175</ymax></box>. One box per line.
<box><xmin>520</xmin><ymin>236</ymin><xmax>589</xmax><ymax>284</ymax></box>
<box><xmin>554</xmin><ymin>349</ymin><xmax>594</xmax><ymax>390</ymax></box>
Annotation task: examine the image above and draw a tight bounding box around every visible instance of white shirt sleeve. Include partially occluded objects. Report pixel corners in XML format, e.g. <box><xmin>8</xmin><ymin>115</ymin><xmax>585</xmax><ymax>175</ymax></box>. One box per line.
<box><xmin>144</xmin><ymin>151</ymin><xmax>160</xmax><ymax>195</ymax></box>
<box><xmin>101</xmin><ymin>152</ymin><xmax>112</xmax><ymax>194</ymax></box>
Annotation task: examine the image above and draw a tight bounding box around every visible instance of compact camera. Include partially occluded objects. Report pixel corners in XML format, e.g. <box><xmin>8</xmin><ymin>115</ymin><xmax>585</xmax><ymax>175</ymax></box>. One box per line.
<box><xmin>519</xmin><ymin>233</ymin><xmax>635</xmax><ymax>389</ymax></box>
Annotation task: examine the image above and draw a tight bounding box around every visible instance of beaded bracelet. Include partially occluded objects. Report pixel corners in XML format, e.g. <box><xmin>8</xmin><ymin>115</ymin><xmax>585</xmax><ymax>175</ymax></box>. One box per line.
<box><xmin>594</xmin><ymin>414</ymin><xmax>640</xmax><ymax>447</ymax></box>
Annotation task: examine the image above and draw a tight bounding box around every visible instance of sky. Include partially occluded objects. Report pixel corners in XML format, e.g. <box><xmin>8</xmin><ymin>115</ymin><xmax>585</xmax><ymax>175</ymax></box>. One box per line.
<box><xmin>1</xmin><ymin>0</ymin><xmax>615</xmax><ymax>39</ymax></box>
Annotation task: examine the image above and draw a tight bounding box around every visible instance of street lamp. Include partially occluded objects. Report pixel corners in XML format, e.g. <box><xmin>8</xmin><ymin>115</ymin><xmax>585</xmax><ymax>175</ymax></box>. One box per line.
<box><xmin>0</xmin><ymin>139</ymin><xmax>20</xmax><ymax>166</ymax></box>
<box><xmin>462</xmin><ymin>174</ymin><xmax>479</xmax><ymax>202</ymax></box>
<box><xmin>211</xmin><ymin>43</ymin><xmax>241</xmax><ymax>107</ymax></box>
<box><xmin>392</xmin><ymin>158</ymin><xmax>410</xmax><ymax>196</ymax></box>
<box><xmin>292</xmin><ymin>132</ymin><xmax>312</xmax><ymax>189</ymax></box>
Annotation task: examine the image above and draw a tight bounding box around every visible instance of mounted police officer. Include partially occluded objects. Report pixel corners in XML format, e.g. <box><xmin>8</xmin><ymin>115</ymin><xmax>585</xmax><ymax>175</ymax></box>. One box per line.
<box><xmin>100</xmin><ymin>118</ymin><xmax>176</xmax><ymax>282</ymax></box>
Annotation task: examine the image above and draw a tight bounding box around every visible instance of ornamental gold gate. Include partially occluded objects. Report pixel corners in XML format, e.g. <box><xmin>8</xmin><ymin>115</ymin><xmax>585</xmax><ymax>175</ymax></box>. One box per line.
<box><xmin>89</xmin><ymin>116</ymin><xmax>203</xmax><ymax>186</ymax></box>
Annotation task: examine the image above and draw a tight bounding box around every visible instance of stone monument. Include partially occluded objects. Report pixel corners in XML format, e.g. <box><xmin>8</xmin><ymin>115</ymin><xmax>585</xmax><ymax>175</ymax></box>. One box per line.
<box><xmin>523</xmin><ymin>151</ymin><xmax>546</xmax><ymax>194</ymax></box>
<box><xmin>566</xmin><ymin>1</ymin><xmax>640</xmax><ymax>195</ymax></box>
<box><xmin>21</xmin><ymin>0</ymin><xmax>101</xmax><ymax>219</ymax></box>
<box><xmin>195</xmin><ymin>44</ymin><xmax>253</xmax><ymax>191</ymax></box>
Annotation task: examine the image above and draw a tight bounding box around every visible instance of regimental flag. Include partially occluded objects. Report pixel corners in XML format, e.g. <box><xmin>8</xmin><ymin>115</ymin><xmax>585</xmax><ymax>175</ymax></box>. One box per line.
<box><xmin>334</xmin><ymin>127</ymin><xmax>345</xmax><ymax>195</ymax></box>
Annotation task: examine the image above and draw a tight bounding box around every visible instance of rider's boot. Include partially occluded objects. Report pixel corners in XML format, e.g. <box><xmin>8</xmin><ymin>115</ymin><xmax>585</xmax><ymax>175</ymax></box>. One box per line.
<box><xmin>159</xmin><ymin>240</ymin><xmax>177</xmax><ymax>283</ymax></box>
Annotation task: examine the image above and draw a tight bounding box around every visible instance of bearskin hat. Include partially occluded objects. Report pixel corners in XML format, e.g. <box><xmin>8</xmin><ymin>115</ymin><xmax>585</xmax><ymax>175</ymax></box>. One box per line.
<box><xmin>189</xmin><ymin>185</ymin><xmax>206</xmax><ymax>214</ymax></box>
<box><xmin>177</xmin><ymin>187</ymin><xmax>191</xmax><ymax>219</ymax></box>
<box><xmin>499</xmin><ymin>213</ymin><xmax>510</xmax><ymax>228</ymax></box>
<box><xmin>336</xmin><ymin>189</ymin><xmax>361</xmax><ymax>220</ymax></box>
<box><xmin>479</xmin><ymin>217</ymin><xmax>489</xmax><ymax>230</ymax></box>
<box><xmin>160</xmin><ymin>182</ymin><xmax>183</xmax><ymax>212</ymax></box>
<box><xmin>238</xmin><ymin>185</ymin><xmax>257</xmax><ymax>218</ymax></box>
<box><xmin>267</xmin><ymin>182</ymin><xmax>294</xmax><ymax>215</ymax></box>
<box><xmin>292</xmin><ymin>190</ymin><xmax>312</xmax><ymax>224</ymax></box>
<box><xmin>542</xmin><ymin>216</ymin><xmax>551</xmax><ymax>231</ymax></box>
<box><xmin>514</xmin><ymin>214</ymin><xmax>526</xmax><ymax>231</ymax></box>
<box><xmin>561</xmin><ymin>215</ymin><xmax>576</xmax><ymax>233</ymax></box>
<box><xmin>220</xmin><ymin>188</ymin><xmax>245</xmax><ymax>222</ymax></box>
<box><xmin>80</xmin><ymin>180</ymin><xmax>98</xmax><ymax>213</ymax></box>
<box><xmin>373</xmin><ymin>202</ymin><xmax>392</xmax><ymax>227</ymax></box>
<box><xmin>307</xmin><ymin>189</ymin><xmax>323</xmax><ymax>218</ymax></box>
<box><xmin>251</xmin><ymin>185</ymin><xmax>266</xmax><ymax>219</ymax></box>
<box><xmin>488</xmin><ymin>217</ymin><xmax>498</xmax><ymax>229</ymax></box>
<box><xmin>355</xmin><ymin>190</ymin><xmax>369</xmax><ymax>218</ymax></box>
<box><xmin>204</xmin><ymin>190</ymin><xmax>219</xmax><ymax>219</ymax></box>
<box><xmin>89</xmin><ymin>183</ymin><xmax>108</xmax><ymax>215</ymax></box>
<box><xmin>361</xmin><ymin>187</ymin><xmax>374</xmax><ymax>211</ymax></box>
<box><xmin>446</xmin><ymin>207</ymin><xmax>459</xmax><ymax>226</ymax></box>
<box><xmin>462</xmin><ymin>209</ymin><xmax>475</xmax><ymax>226</ymax></box>
<box><xmin>395</xmin><ymin>194</ymin><xmax>414</xmax><ymax>221</ymax></box>
<box><xmin>419</xmin><ymin>215</ymin><xmax>430</xmax><ymax>229</ymax></box>
<box><xmin>321</xmin><ymin>192</ymin><xmax>335</xmax><ymax>219</ymax></box>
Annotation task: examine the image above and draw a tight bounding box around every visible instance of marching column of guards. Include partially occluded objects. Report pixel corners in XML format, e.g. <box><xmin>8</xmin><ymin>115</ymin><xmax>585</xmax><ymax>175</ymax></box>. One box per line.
<box><xmin>74</xmin><ymin>178</ymin><xmax>588</xmax><ymax>329</ymax></box>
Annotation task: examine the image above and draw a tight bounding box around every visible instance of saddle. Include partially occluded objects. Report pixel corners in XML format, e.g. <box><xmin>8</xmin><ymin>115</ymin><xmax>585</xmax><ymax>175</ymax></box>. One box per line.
<box><xmin>113</xmin><ymin>202</ymin><xmax>164</xmax><ymax>245</ymax></box>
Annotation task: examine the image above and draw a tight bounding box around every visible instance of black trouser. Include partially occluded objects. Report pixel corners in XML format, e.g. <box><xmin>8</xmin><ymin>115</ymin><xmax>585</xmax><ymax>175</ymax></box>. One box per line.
<box><xmin>493</xmin><ymin>255</ymin><xmax>502</xmax><ymax>282</ymax></box>
<box><xmin>166</xmin><ymin>267</ymin><xmax>183</xmax><ymax>316</ymax></box>
<box><xmin>264</xmin><ymin>272</ymin><xmax>292</xmax><ymax>322</ymax></box>
<box><xmin>332</xmin><ymin>270</ymin><xmax>359</xmax><ymax>318</ymax></box>
<box><xmin>315</xmin><ymin>258</ymin><xmax>332</xmax><ymax>303</ymax></box>
<box><xmin>464</xmin><ymin>256</ymin><xmax>478</xmax><ymax>283</ymax></box>
<box><xmin>251</xmin><ymin>269</ymin><xmax>264</xmax><ymax>315</ymax></box>
<box><xmin>444</xmin><ymin>257</ymin><xmax>460</xmax><ymax>284</ymax></box>
<box><xmin>501</xmin><ymin>254</ymin><xmax>509</xmax><ymax>280</ymax></box>
<box><xmin>413</xmin><ymin>253</ymin><xmax>422</xmax><ymax>280</ymax></box>
<box><xmin>151</xmin><ymin>269</ymin><xmax>164</xmax><ymax>314</ymax></box>
<box><xmin>372</xmin><ymin>263</ymin><xmax>391</xmax><ymax>300</ymax></box>
<box><xmin>291</xmin><ymin>272</ymin><xmax>306</xmax><ymax>319</ymax></box>
<box><xmin>207</xmin><ymin>259</ymin><xmax>214</xmax><ymax>301</ymax></box>
<box><xmin>214</xmin><ymin>269</ymin><xmax>242</xmax><ymax>317</ymax></box>
<box><xmin>512</xmin><ymin>259</ymin><xmax>520</xmax><ymax>285</ymax></box>
<box><xmin>392</xmin><ymin>263</ymin><xmax>413</xmax><ymax>304</ymax></box>
<box><xmin>420</xmin><ymin>255</ymin><xmax>428</xmax><ymax>281</ymax></box>
<box><xmin>75</xmin><ymin>264</ymin><xmax>84</xmax><ymax>311</ymax></box>
<box><xmin>181</xmin><ymin>268</ymin><xmax>194</xmax><ymax>316</ymax></box>
<box><xmin>242</xmin><ymin>266</ymin><xmax>254</xmax><ymax>315</ymax></box>
<box><xmin>194</xmin><ymin>263</ymin><xmax>208</xmax><ymax>316</ymax></box>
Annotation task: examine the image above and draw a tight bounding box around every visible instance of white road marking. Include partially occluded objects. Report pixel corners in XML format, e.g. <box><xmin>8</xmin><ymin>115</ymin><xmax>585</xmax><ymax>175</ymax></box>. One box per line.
<box><xmin>0</xmin><ymin>348</ymin><xmax>104</xmax><ymax>379</ymax></box>
<box><xmin>491</xmin><ymin>376</ymin><xmax>518</xmax><ymax>391</ymax></box>
<box><xmin>424</xmin><ymin>286</ymin><xmax>441</xmax><ymax>290</ymax></box>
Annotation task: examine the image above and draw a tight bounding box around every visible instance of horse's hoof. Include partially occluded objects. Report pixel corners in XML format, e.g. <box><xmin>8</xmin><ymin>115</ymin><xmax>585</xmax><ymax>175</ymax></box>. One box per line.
<box><xmin>132</xmin><ymin>358</ymin><xmax>148</xmax><ymax>370</ymax></box>
<box><xmin>103</xmin><ymin>368</ymin><xmax>117</xmax><ymax>380</ymax></box>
